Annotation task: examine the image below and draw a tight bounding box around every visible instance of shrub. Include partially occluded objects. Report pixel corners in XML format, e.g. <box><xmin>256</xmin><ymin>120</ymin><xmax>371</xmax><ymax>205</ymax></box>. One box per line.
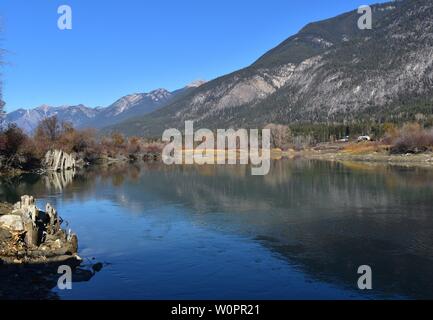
<box><xmin>0</xmin><ymin>124</ymin><xmax>27</xmax><ymax>158</ymax></box>
<box><xmin>143</xmin><ymin>143</ymin><xmax>163</xmax><ymax>154</ymax></box>
<box><xmin>390</xmin><ymin>123</ymin><xmax>433</xmax><ymax>154</ymax></box>
<box><xmin>264</xmin><ymin>124</ymin><xmax>292</xmax><ymax>149</ymax></box>
<box><xmin>382</xmin><ymin>123</ymin><xmax>399</xmax><ymax>144</ymax></box>
<box><xmin>35</xmin><ymin>116</ymin><xmax>62</xmax><ymax>142</ymax></box>
<box><xmin>111</xmin><ymin>132</ymin><xmax>125</xmax><ymax>147</ymax></box>
<box><xmin>127</xmin><ymin>136</ymin><xmax>141</xmax><ymax>154</ymax></box>
<box><xmin>0</xmin><ymin>124</ymin><xmax>33</xmax><ymax>168</ymax></box>
<box><xmin>59</xmin><ymin>127</ymin><xmax>96</xmax><ymax>154</ymax></box>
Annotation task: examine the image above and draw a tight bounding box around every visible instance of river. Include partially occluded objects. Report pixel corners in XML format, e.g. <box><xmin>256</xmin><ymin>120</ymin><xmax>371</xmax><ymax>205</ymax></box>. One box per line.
<box><xmin>1</xmin><ymin>160</ymin><xmax>433</xmax><ymax>299</ymax></box>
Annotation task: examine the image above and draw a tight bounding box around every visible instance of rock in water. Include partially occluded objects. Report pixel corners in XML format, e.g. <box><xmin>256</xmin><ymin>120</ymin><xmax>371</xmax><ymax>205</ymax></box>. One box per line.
<box><xmin>0</xmin><ymin>195</ymin><xmax>81</xmax><ymax>266</ymax></box>
<box><xmin>45</xmin><ymin>203</ymin><xmax>60</xmax><ymax>235</ymax></box>
<box><xmin>43</xmin><ymin>149</ymin><xmax>77</xmax><ymax>171</ymax></box>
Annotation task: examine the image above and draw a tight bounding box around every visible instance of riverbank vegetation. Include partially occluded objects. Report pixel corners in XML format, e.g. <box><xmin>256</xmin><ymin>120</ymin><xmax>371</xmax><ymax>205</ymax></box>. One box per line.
<box><xmin>265</xmin><ymin>121</ymin><xmax>433</xmax><ymax>154</ymax></box>
<box><xmin>0</xmin><ymin>116</ymin><xmax>163</xmax><ymax>174</ymax></box>
<box><xmin>2</xmin><ymin>114</ymin><xmax>433</xmax><ymax>174</ymax></box>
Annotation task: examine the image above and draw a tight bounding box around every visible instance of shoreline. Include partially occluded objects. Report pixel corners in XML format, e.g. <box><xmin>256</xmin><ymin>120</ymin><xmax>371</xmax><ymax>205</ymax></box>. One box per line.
<box><xmin>2</xmin><ymin>148</ymin><xmax>433</xmax><ymax>179</ymax></box>
<box><xmin>182</xmin><ymin>147</ymin><xmax>433</xmax><ymax>167</ymax></box>
<box><xmin>293</xmin><ymin>150</ymin><xmax>433</xmax><ymax>168</ymax></box>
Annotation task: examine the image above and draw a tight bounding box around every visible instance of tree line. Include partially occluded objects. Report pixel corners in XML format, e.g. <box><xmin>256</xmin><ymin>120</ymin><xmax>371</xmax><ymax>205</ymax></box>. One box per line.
<box><xmin>0</xmin><ymin>116</ymin><xmax>163</xmax><ymax>173</ymax></box>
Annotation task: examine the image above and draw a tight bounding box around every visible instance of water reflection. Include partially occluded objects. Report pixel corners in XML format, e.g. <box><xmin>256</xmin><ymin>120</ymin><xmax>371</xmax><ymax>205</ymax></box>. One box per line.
<box><xmin>2</xmin><ymin>160</ymin><xmax>433</xmax><ymax>299</ymax></box>
<box><xmin>44</xmin><ymin>169</ymin><xmax>77</xmax><ymax>191</ymax></box>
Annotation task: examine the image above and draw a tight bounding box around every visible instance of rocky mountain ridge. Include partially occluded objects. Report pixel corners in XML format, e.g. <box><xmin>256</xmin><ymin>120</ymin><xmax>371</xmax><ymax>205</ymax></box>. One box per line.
<box><xmin>4</xmin><ymin>82</ymin><xmax>206</xmax><ymax>133</ymax></box>
<box><xmin>104</xmin><ymin>0</ymin><xmax>433</xmax><ymax>137</ymax></box>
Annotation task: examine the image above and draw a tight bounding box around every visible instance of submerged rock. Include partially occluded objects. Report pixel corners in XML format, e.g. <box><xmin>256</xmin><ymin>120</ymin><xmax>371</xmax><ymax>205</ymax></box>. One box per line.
<box><xmin>0</xmin><ymin>195</ymin><xmax>81</xmax><ymax>266</ymax></box>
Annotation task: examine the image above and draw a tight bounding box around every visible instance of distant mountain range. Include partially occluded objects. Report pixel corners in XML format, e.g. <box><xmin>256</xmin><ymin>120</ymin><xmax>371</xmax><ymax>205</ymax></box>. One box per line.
<box><xmin>4</xmin><ymin>81</ymin><xmax>206</xmax><ymax>134</ymax></box>
<box><xmin>5</xmin><ymin>104</ymin><xmax>99</xmax><ymax>134</ymax></box>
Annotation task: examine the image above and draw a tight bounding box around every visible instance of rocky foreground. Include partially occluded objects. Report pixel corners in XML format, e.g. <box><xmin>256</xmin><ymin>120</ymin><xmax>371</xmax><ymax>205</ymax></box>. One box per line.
<box><xmin>0</xmin><ymin>196</ymin><xmax>103</xmax><ymax>299</ymax></box>
<box><xmin>0</xmin><ymin>195</ymin><xmax>80</xmax><ymax>266</ymax></box>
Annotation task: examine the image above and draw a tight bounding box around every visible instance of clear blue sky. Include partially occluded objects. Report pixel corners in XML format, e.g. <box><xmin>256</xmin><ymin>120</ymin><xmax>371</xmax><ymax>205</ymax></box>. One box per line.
<box><xmin>0</xmin><ymin>0</ymin><xmax>387</xmax><ymax>112</ymax></box>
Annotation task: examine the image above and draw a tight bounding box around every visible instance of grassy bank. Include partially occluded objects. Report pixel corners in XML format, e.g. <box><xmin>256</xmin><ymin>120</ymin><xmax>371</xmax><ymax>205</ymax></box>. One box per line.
<box><xmin>286</xmin><ymin>143</ymin><xmax>433</xmax><ymax>168</ymax></box>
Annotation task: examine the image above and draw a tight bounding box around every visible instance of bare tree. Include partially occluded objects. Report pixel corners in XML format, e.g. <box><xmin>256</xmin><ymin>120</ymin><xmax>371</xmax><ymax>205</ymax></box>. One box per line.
<box><xmin>264</xmin><ymin>124</ymin><xmax>292</xmax><ymax>149</ymax></box>
<box><xmin>35</xmin><ymin>116</ymin><xmax>62</xmax><ymax>142</ymax></box>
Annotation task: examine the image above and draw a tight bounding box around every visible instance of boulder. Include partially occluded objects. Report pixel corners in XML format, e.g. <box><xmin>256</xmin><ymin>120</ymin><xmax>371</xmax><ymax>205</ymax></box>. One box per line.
<box><xmin>0</xmin><ymin>195</ymin><xmax>80</xmax><ymax>265</ymax></box>
<box><xmin>0</xmin><ymin>215</ymin><xmax>24</xmax><ymax>232</ymax></box>
<box><xmin>12</xmin><ymin>195</ymin><xmax>39</xmax><ymax>223</ymax></box>
<box><xmin>43</xmin><ymin>149</ymin><xmax>77</xmax><ymax>171</ymax></box>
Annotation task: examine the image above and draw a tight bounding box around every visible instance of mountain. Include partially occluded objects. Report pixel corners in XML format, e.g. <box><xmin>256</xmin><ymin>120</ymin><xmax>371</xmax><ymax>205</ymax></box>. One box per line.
<box><xmin>4</xmin><ymin>82</ymin><xmax>206</xmax><ymax>133</ymax></box>
<box><xmin>4</xmin><ymin>104</ymin><xmax>99</xmax><ymax>133</ymax></box>
<box><xmin>103</xmin><ymin>0</ymin><xmax>433</xmax><ymax>137</ymax></box>
<box><xmin>81</xmin><ymin>88</ymin><xmax>174</xmax><ymax>129</ymax></box>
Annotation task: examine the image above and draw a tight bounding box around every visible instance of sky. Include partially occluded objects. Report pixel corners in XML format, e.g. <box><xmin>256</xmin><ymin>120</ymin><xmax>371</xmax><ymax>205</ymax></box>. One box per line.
<box><xmin>0</xmin><ymin>0</ymin><xmax>388</xmax><ymax>112</ymax></box>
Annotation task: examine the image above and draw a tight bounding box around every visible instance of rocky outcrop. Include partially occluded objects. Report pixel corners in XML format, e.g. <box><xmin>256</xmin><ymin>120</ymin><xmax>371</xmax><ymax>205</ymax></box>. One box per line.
<box><xmin>0</xmin><ymin>195</ymin><xmax>80</xmax><ymax>265</ymax></box>
<box><xmin>43</xmin><ymin>150</ymin><xmax>77</xmax><ymax>171</ymax></box>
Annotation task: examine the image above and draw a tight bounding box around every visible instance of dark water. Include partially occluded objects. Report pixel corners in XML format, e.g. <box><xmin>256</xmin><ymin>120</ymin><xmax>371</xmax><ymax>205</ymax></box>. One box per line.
<box><xmin>1</xmin><ymin>160</ymin><xmax>433</xmax><ymax>300</ymax></box>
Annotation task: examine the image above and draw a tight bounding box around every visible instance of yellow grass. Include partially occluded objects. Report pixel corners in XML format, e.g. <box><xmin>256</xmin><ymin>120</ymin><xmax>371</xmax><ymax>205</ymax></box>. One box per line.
<box><xmin>340</xmin><ymin>161</ymin><xmax>384</xmax><ymax>172</ymax></box>
<box><xmin>342</xmin><ymin>142</ymin><xmax>389</xmax><ymax>155</ymax></box>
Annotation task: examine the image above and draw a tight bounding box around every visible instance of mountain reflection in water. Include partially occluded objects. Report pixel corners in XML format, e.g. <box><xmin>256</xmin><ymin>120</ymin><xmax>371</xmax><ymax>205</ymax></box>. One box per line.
<box><xmin>1</xmin><ymin>160</ymin><xmax>433</xmax><ymax>299</ymax></box>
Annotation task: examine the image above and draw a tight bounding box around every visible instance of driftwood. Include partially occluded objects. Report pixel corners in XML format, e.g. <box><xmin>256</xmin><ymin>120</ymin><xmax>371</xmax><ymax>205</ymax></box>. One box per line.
<box><xmin>44</xmin><ymin>150</ymin><xmax>77</xmax><ymax>171</ymax></box>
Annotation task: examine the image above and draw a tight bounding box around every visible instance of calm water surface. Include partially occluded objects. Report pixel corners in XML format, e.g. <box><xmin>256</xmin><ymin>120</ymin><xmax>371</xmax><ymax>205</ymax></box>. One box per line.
<box><xmin>1</xmin><ymin>160</ymin><xmax>433</xmax><ymax>300</ymax></box>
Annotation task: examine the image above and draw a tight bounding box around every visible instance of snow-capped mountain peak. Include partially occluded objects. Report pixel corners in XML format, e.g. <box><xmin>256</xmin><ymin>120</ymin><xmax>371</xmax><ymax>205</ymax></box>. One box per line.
<box><xmin>146</xmin><ymin>88</ymin><xmax>172</xmax><ymax>102</ymax></box>
<box><xmin>4</xmin><ymin>81</ymin><xmax>206</xmax><ymax>133</ymax></box>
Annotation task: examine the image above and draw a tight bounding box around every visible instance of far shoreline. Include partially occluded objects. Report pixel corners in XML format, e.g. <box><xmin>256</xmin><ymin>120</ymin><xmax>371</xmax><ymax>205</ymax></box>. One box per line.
<box><xmin>277</xmin><ymin>147</ymin><xmax>433</xmax><ymax>169</ymax></box>
<box><xmin>2</xmin><ymin>144</ymin><xmax>433</xmax><ymax>179</ymax></box>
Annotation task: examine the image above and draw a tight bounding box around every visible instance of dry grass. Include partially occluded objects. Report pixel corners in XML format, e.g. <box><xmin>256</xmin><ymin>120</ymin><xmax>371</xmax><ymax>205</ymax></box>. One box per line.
<box><xmin>342</xmin><ymin>142</ymin><xmax>388</xmax><ymax>155</ymax></box>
